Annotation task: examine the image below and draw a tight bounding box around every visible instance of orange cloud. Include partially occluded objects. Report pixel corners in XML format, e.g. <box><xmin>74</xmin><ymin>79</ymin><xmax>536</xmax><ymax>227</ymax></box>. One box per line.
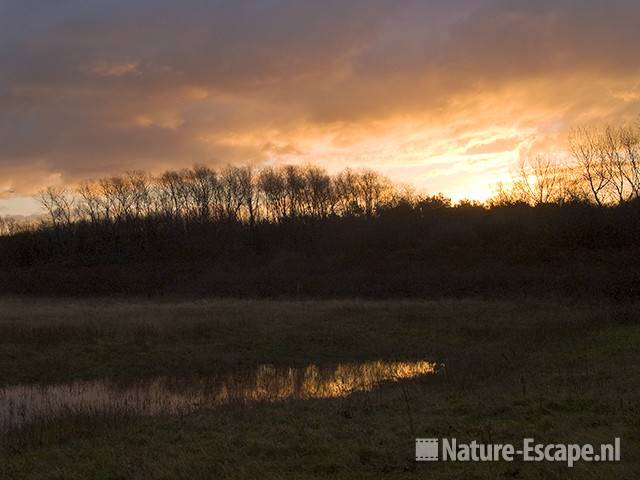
<box><xmin>0</xmin><ymin>0</ymin><xmax>639</xmax><ymax>213</ymax></box>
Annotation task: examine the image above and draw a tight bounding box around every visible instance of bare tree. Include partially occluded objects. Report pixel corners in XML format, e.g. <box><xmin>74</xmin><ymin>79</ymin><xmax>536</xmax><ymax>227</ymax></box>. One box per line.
<box><xmin>127</xmin><ymin>171</ymin><xmax>154</xmax><ymax>218</ymax></box>
<box><xmin>618</xmin><ymin>125</ymin><xmax>640</xmax><ymax>199</ymax></box>
<box><xmin>512</xmin><ymin>154</ymin><xmax>562</xmax><ymax>205</ymax></box>
<box><xmin>333</xmin><ymin>168</ymin><xmax>362</xmax><ymax>215</ymax></box>
<box><xmin>556</xmin><ymin>162</ymin><xmax>589</xmax><ymax>203</ymax></box>
<box><xmin>358</xmin><ymin>169</ymin><xmax>393</xmax><ymax>216</ymax></box>
<box><xmin>37</xmin><ymin>186</ymin><xmax>75</xmax><ymax>227</ymax></box>
<box><xmin>235</xmin><ymin>165</ymin><xmax>259</xmax><ymax>224</ymax></box>
<box><xmin>186</xmin><ymin>165</ymin><xmax>219</xmax><ymax>220</ymax></box>
<box><xmin>570</xmin><ymin>127</ymin><xmax>611</xmax><ymax>206</ymax></box>
<box><xmin>258</xmin><ymin>167</ymin><xmax>288</xmax><ymax>221</ymax></box>
<box><xmin>303</xmin><ymin>165</ymin><xmax>333</xmax><ymax>218</ymax></box>
<box><xmin>77</xmin><ymin>180</ymin><xmax>103</xmax><ymax>223</ymax></box>
<box><xmin>282</xmin><ymin>165</ymin><xmax>306</xmax><ymax>217</ymax></box>
<box><xmin>599</xmin><ymin>126</ymin><xmax>632</xmax><ymax>203</ymax></box>
<box><xmin>157</xmin><ymin>170</ymin><xmax>190</xmax><ymax>219</ymax></box>
<box><xmin>0</xmin><ymin>216</ymin><xmax>19</xmax><ymax>236</ymax></box>
<box><xmin>569</xmin><ymin>124</ymin><xmax>640</xmax><ymax>205</ymax></box>
<box><xmin>218</xmin><ymin>166</ymin><xmax>249</xmax><ymax>220</ymax></box>
<box><xmin>100</xmin><ymin>176</ymin><xmax>136</xmax><ymax>221</ymax></box>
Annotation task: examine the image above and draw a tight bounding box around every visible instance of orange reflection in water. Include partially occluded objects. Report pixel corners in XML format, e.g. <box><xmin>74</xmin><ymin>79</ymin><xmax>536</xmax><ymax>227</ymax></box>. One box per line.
<box><xmin>1</xmin><ymin>360</ymin><xmax>437</xmax><ymax>432</ymax></box>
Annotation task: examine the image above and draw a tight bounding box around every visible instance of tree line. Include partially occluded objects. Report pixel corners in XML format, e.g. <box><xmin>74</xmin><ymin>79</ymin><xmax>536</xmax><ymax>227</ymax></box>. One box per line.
<box><xmin>1</xmin><ymin>122</ymin><xmax>640</xmax><ymax>298</ymax></box>
<box><xmin>20</xmin><ymin>120</ymin><xmax>639</xmax><ymax>232</ymax></box>
<box><xmin>34</xmin><ymin>165</ymin><xmax>400</xmax><ymax>229</ymax></box>
<box><xmin>496</xmin><ymin>123</ymin><xmax>640</xmax><ymax>206</ymax></box>
<box><xmin>0</xmin><ymin>121</ymin><xmax>634</xmax><ymax>237</ymax></box>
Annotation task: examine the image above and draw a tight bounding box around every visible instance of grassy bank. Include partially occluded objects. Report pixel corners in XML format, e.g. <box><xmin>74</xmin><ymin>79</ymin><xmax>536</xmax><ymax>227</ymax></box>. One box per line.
<box><xmin>1</xmin><ymin>298</ymin><xmax>639</xmax><ymax>478</ymax></box>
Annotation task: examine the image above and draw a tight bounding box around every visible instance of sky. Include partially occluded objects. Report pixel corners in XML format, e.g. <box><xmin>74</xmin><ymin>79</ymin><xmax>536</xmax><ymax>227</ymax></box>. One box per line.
<box><xmin>1</xmin><ymin>0</ymin><xmax>640</xmax><ymax>215</ymax></box>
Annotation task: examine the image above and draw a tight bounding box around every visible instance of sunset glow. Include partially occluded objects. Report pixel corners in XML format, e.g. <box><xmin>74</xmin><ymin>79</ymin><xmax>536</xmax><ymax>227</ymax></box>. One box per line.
<box><xmin>1</xmin><ymin>0</ymin><xmax>640</xmax><ymax>215</ymax></box>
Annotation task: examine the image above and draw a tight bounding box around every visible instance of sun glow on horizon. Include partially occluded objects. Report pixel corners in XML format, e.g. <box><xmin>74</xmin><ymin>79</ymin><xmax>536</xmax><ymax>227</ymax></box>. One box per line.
<box><xmin>1</xmin><ymin>1</ymin><xmax>639</xmax><ymax>215</ymax></box>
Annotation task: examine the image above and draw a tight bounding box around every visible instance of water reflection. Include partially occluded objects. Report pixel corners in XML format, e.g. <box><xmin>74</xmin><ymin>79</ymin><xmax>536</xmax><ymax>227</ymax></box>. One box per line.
<box><xmin>0</xmin><ymin>360</ymin><xmax>436</xmax><ymax>432</ymax></box>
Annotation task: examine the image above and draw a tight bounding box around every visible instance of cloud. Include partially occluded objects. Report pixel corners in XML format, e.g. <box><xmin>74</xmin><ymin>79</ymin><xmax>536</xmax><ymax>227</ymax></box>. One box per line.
<box><xmin>0</xmin><ymin>0</ymin><xmax>639</xmax><ymax>209</ymax></box>
<box><xmin>464</xmin><ymin>137</ymin><xmax>525</xmax><ymax>156</ymax></box>
<box><xmin>91</xmin><ymin>61</ymin><xmax>140</xmax><ymax>78</ymax></box>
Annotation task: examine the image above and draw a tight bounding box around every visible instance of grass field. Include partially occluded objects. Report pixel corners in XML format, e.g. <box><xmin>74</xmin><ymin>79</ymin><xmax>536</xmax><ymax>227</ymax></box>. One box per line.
<box><xmin>1</xmin><ymin>297</ymin><xmax>639</xmax><ymax>479</ymax></box>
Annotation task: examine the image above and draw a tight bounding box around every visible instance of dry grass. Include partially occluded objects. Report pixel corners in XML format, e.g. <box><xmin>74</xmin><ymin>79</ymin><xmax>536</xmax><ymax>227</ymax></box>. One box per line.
<box><xmin>0</xmin><ymin>360</ymin><xmax>437</xmax><ymax>433</ymax></box>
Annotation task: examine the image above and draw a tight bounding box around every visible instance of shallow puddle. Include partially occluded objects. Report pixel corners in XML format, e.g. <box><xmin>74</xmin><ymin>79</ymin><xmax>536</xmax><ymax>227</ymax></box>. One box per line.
<box><xmin>0</xmin><ymin>360</ymin><xmax>437</xmax><ymax>432</ymax></box>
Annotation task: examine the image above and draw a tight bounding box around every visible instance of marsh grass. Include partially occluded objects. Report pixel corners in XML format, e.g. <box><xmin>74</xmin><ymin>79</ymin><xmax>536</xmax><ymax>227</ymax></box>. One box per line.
<box><xmin>1</xmin><ymin>297</ymin><xmax>639</xmax><ymax>478</ymax></box>
<box><xmin>0</xmin><ymin>360</ymin><xmax>437</xmax><ymax>433</ymax></box>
